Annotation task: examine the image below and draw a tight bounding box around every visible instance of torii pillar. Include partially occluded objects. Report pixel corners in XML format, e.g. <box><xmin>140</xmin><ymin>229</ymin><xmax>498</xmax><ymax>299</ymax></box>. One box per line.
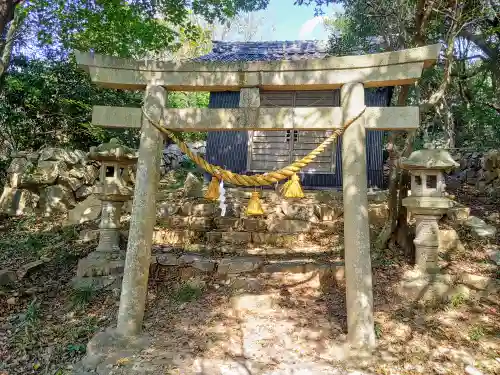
<box><xmin>341</xmin><ymin>83</ymin><xmax>375</xmax><ymax>349</ymax></box>
<box><xmin>116</xmin><ymin>84</ymin><xmax>165</xmax><ymax>336</ymax></box>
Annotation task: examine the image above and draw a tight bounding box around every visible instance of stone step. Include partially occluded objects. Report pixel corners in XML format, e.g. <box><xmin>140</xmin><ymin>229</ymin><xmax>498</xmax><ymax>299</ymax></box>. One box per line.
<box><xmin>153</xmin><ymin>243</ymin><xmax>342</xmax><ymax>258</ymax></box>
<box><xmin>153</xmin><ymin>250</ymin><xmax>345</xmax><ymax>278</ymax></box>
<box><xmin>151</xmin><ymin>228</ymin><xmax>345</xmax><ymax>247</ymax></box>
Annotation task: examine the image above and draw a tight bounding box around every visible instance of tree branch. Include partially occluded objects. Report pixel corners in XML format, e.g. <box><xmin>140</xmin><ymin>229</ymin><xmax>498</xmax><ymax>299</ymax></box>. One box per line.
<box><xmin>486</xmin><ymin>102</ymin><xmax>500</xmax><ymax>114</ymax></box>
<box><xmin>459</xmin><ymin>28</ymin><xmax>498</xmax><ymax>61</ymax></box>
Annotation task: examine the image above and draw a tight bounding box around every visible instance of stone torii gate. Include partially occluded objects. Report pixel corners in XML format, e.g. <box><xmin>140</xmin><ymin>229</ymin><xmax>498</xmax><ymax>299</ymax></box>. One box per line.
<box><xmin>76</xmin><ymin>44</ymin><xmax>441</xmax><ymax>350</ymax></box>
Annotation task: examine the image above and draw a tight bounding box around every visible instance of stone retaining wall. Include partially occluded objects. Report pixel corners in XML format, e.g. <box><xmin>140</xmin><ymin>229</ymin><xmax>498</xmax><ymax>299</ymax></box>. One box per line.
<box><xmin>452</xmin><ymin>149</ymin><xmax>500</xmax><ymax>196</ymax></box>
<box><xmin>151</xmin><ymin>188</ymin><xmax>389</xmax><ymax>255</ymax></box>
<box><xmin>0</xmin><ymin>148</ymin><xmax>104</xmax><ymax>216</ymax></box>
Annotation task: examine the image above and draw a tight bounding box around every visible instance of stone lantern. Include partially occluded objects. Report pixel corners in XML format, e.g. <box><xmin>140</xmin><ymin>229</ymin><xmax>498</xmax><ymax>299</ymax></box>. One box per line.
<box><xmin>74</xmin><ymin>139</ymin><xmax>137</xmax><ymax>290</ymax></box>
<box><xmin>401</xmin><ymin>148</ymin><xmax>459</xmax><ymax>274</ymax></box>
<box><xmin>89</xmin><ymin>138</ymin><xmax>138</xmax><ymax>257</ymax></box>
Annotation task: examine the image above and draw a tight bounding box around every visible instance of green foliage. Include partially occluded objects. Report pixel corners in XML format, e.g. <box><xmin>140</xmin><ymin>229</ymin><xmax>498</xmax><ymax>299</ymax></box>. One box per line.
<box><xmin>0</xmin><ymin>57</ymin><xmax>141</xmax><ymax>154</ymax></box>
<box><xmin>70</xmin><ymin>285</ymin><xmax>98</xmax><ymax>308</ymax></box>
<box><xmin>374</xmin><ymin>321</ymin><xmax>382</xmax><ymax>339</ymax></box>
<box><xmin>327</xmin><ymin>0</ymin><xmax>500</xmax><ymax>150</ymax></box>
<box><xmin>448</xmin><ymin>292</ymin><xmax>468</xmax><ymax>309</ymax></box>
<box><xmin>66</xmin><ymin>343</ymin><xmax>86</xmax><ymax>355</ymax></box>
<box><xmin>0</xmin><ymin>214</ymin><xmax>79</xmax><ymax>266</ymax></box>
<box><xmin>168</xmin><ymin>91</ymin><xmax>210</xmax><ymax>142</ymax></box>
<box><xmin>13</xmin><ymin>299</ymin><xmax>41</xmax><ymax>352</ymax></box>
<box><xmin>173</xmin><ymin>283</ymin><xmax>204</xmax><ymax>303</ymax></box>
<box><xmin>468</xmin><ymin>325</ymin><xmax>485</xmax><ymax>341</ymax></box>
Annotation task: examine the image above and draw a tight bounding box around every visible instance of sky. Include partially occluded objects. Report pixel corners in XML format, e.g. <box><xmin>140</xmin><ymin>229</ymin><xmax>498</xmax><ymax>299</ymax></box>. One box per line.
<box><xmin>217</xmin><ymin>0</ymin><xmax>344</xmax><ymax>42</ymax></box>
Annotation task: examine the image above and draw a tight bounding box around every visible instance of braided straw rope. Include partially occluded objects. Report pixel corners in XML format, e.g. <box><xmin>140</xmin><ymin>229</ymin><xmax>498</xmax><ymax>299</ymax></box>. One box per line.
<box><xmin>142</xmin><ymin>106</ymin><xmax>366</xmax><ymax>186</ymax></box>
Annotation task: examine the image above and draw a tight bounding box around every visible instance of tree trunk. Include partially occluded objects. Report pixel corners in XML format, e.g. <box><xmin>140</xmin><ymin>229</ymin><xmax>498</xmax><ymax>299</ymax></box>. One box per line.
<box><xmin>1</xmin><ymin>2</ymin><xmax>22</xmax><ymax>77</ymax></box>
<box><xmin>0</xmin><ymin>0</ymin><xmax>21</xmax><ymax>79</ymax></box>
<box><xmin>375</xmin><ymin>85</ymin><xmax>410</xmax><ymax>251</ymax></box>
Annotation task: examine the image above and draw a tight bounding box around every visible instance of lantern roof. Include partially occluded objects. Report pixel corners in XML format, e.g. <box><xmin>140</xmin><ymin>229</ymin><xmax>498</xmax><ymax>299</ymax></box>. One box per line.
<box><xmin>89</xmin><ymin>138</ymin><xmax>138</xmax><ymax>162</ymax></box>
<box><xmin>401</xmin><ymin>149</ymin><xmax>459</xmax><ymax>171</ymax></box>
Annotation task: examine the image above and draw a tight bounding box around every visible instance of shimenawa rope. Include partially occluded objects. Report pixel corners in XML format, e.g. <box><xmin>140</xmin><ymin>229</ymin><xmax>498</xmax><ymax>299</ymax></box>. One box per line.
<box><xmin>141</xmin><ymin>106</ymin><xmax>366</xmax><ymax>187</ymax></box>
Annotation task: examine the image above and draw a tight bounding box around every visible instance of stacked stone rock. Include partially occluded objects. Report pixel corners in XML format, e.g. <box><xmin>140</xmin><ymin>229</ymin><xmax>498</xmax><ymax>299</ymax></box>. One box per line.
<box><xmin>153</xmin><ymin>187</ymin><xmax>388</xmax><ymax>253</ymax></box>
<box><xmin>144</xmin><ymin>185</ymin><xmax>388</xmax><ymax>281</ymax></box>
<box><xmin>0</xmin><ymin>148</ymin><xmax>100</xmax><ymax>216</ymax></box>
<box><xmin>161</xmin><ymin>141</ymin><xmax>206</xmax><ymax>172</ymax></box>
<box><xmin>453</xmin><ymin>149</ymin><xmax>500</xmax><ymax>195</ymax></box>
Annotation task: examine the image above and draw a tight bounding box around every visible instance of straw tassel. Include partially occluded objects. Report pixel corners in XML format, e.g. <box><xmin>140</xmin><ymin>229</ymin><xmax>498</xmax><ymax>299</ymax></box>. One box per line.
<box><xmin>204</xmin><ymin>176</ymin><xmax>220</xmax><ymax>201</ymax></box>
<box><xmin>246</xmin><ymin>191</ymin><xmax>265</xmax><ymax>216</ymax></box>
<box><xmin>281</xmin><ymin>173</ymin><xmax>304</xmax><ymax>198</ymax></box>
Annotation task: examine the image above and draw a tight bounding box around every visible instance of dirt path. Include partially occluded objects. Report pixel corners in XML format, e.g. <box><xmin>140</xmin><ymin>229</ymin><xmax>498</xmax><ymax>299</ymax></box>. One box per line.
<box><xmin>83</xmin><ymin>267</ymin><xmax>499</xmax><ymax>375</ymax></box>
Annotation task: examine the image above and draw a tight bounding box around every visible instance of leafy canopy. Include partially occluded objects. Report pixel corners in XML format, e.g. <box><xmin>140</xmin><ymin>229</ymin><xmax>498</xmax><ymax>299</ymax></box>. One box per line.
<box><xmin>26</xmin><ymin>0</ymin><xmax>273</xmax><ymax>58</ymax></box>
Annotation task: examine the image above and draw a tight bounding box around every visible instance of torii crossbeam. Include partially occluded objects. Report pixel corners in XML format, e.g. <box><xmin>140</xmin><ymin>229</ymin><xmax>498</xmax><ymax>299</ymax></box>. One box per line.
<box><xmin>76</xmin><ymin>44</ymin><xmax>441</xmax><ymax>350</ymax></box>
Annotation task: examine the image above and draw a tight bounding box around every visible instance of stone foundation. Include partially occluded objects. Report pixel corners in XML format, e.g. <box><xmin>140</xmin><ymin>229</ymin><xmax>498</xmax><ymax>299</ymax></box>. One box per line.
<box><xmin>151</xmin><ymin>188</ymin><xmax>389</xmax><ymax>255</ymax></box>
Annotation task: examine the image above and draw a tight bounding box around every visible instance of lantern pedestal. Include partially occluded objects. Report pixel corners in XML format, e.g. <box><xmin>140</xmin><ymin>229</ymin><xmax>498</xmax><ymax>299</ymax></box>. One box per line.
<box><xmin>403</xmin><ymin>197</ymin><xmax>455</xmax><ymax>274</ymax></box>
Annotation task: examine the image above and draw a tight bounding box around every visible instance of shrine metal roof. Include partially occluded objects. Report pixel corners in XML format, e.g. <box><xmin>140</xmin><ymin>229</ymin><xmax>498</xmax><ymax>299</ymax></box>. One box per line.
<box><xmin>194</xmin><ymin>40</ymin><xmax>330</xmax><ymax>62</ymax></box>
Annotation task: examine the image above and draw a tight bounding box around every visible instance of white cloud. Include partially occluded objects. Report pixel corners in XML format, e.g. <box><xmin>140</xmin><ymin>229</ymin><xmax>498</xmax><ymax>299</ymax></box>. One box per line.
<box><xmin>298</xmin><ymin>16</ymin><xmax>327</xmax><ymax>39</ymax></box>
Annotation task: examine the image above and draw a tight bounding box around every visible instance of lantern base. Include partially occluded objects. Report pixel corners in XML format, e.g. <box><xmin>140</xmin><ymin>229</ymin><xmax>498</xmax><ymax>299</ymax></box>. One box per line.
<box><xmin>398</xmin><ymin>269</ymin><xmax>454</xmax><ymax>302</ymax></box>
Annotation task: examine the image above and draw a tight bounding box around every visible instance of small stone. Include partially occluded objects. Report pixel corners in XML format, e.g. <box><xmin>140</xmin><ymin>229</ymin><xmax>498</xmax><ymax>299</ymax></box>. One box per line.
<box><xmin>39</xmin><ymin>184</ymin><xmax>76</xmax><ymax>215</ymax></box>
<box><xmin>183</xmin><ymin>173</ymin><xmax>203</xmax><ymax>198</ymax></box>
<box><xmin>465</xmin><ymin>216</ymin><xmax>497</xmax><ymax>238</ymax></box>
<box><xmin>189</xmin><ymin>217</ymin><xmax>213</xmax><ymax>230</ymax></box>
<box><xmin>83</xmin><ymin>165</ymin><xmax>99</xmax><ymax>185</ymax></box>
<box><xmin>75</xmin><ymin>185</ymin><xmax>94</xmax><ymax>200</ymax></box>
<box><xmin>280</xmin><ymin>201</ymin><xmax>317</xmax><ymax>221</ymax></box>
<box><xmin>486</xmin><ymin>212</ymin><xmax>500</xmax><ymax>223</ymax></box>
<box><xmin>20</xmin><ymin>160</ymin><xmax>67</xmax><ymax>186</ymax></box>
<box><xmin>178</xmin><ymin>253</ymin><xmax>204</xmax><ymax>265</ymax></box>
<box><xmin>221</xmin><ymin>231</ymin><xmax>251</xmax><ymax>244</ymax></box>
<box><xmin>215</xmin><ymin>202</ymin><xmax>242</xmax><ymax>217</ymax></box>
<box><xmin>181</xmin><ymin>202</ymin><xmax>215</xmax><ymax>217</ymax></box>
<box><xmin>39</xmin><ymin>147</ymin><xmax>80</xmax><ymax>165</ymax></box>
<box><xmin>6</xmin><ymin>297</ymin><xmax>17</xmax><ymax>305</ymax></box>
<box><xmin>267</xmin><ymin>219</ymin><xmax>311</xmax><ymax>233</ymax></box>
<box><xmin>458</xmin><ymin>273</ymin><xmax>494</xmax><ymax>290</ymax></box>
<box><xmin>485</xmin><ymin>245</ymin><xmax>500</xmax><ymax>266</ymax></box>
<box><xmin>439</xmin><ymin>229</ymin><xmax>465</xmax><ymax>253</ymax></box>
<box><xmin>16</xmin><ymin>259</ymin><xmax>46</xmax><ymax>280</ymax></box>
<box><xmin>164</xmin><ymin>216</ymin><xmax>190</xmax><ymax>229</ymax></box>
<box><xmin>217</xmin><ymin>257</ymin><xmax>264</xmax><ymax>274</ymax></box>
<box><xmin>79</xmin><ymin>229</ymin><xmax>100</xmax><ymax>243</ymax></box>
<box><xmin>261</xmin><ymin>260</ymin><xmax>309</xmax><ymax>274</ymax></box>
<box><xmin>6</xmin><ymin>158</ymin><xmax>33</xmax><ymax>187</ymax></box>
<box><xmin>67</xmin><ymin>194</ymin><xmax>101</xmax><ymax>225</ymax></box>
<box><xmin>445</xmin><ymin>284</ymin><xmax>471</xmax><ymax>302</ymax></box>
<box><xmin>206</xmin><ymin>231</ymin><xmax>222</xmax><ymax>243</ymax></box>
<box><xmin>156</xmin><ymin>253</ymin><xmax>179</xmax><ymax>266</ymax></box>
<box><xmin>58</xmin><ymin>171</ymin><xmax>84</xmax><ymax>191</ymax></box>
<box><xmin>251</xmin><ymin>232</ymin><xmax>278</xmax><ymax>245</ymax></box>
<box><xmin>241</xmin><ymin>217</ymin><xmax>267</xmax><ymax>232</ymax></box>
<box><xmin>214</xmin><ymin>217</ymin><xmax>240</xmax><ymax>230</ymax></box>
<box><xmin>0</xmin><ymin>269</ymin><xmax>17</xmax><ymax>286</ymax></box>
<box><xmin>156</xmin><ymin>202</ymin><xmax>179</xmax><ymax>217</ymax></box>
<box><xmin>314</xmin><ymin>204</ymin><xmax>342</xmax><ymax>221</ymax></box>
<box><xmin>447</xmin><ymin>204</ymin><xmax>470</xmax><ymax>222</ymax></box>
<box><xmin>0</xmin><ymin>187</ymin><xmax>38</xmax><ymax>216</ymax></box>
<box><xmin>152</xmin><ymin>229</ymin><xmax>197</xmax><ymax>245</ymax></box>
<box><xmin>192</xmin><ymin>259</ymin><xmax>216</xmax><ymax>273</ymax></box>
